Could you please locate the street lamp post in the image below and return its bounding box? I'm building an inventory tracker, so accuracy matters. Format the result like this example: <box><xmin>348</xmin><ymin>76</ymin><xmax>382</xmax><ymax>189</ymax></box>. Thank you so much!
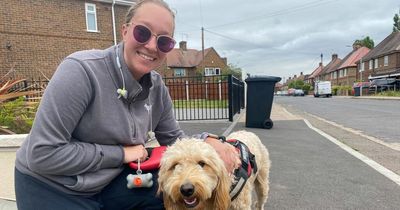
<box><xmin>359</xmin><ymin>57</ymin><xmax>363</xmax><ymax>96</ymax></box>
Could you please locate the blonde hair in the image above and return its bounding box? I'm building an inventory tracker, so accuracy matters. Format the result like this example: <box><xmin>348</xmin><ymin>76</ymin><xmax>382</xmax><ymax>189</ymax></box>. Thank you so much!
<box><xmin>125</xmin><ymin>0</ymin><xmax>175</xmax><ymax>25</ymax></box>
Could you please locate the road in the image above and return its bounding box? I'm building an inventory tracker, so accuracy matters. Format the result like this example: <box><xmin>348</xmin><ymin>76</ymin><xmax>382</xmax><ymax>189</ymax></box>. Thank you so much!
<box><xmin>275</xmin><ymin>96</ymin><xmax>400</xmax><ymax>143</ymax></box>
<box><xmin>274</xmin><ymin>96</ymin><xmax>400</xmax><ymax>178</ymax></box>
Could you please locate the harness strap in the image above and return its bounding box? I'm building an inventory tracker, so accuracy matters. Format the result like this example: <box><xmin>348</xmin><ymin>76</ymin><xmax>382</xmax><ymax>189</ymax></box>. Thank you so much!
<box><xmin>226</xmin><ymin>139</ymin><xmax>258</xmax><ymax>201</ymax></box>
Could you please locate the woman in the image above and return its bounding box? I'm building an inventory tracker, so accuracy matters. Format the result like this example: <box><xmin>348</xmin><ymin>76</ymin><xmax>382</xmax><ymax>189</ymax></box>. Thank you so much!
<box><xmin>15</xmin><ymin>1</ymin><xmax>239</xmax><ymax>209</ymax></box>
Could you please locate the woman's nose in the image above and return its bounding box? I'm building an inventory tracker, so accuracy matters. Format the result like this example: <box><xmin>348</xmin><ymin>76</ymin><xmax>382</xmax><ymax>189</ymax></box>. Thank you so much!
<box><xmin>144</xmin><ymin>35</ymin><xmax>158</xmax><ymax>52</ymax></box>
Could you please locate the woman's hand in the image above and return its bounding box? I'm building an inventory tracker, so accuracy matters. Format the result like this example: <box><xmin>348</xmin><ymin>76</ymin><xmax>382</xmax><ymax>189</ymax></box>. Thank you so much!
<box><xmin>122</xmin><ymin>145</ymin><xmax>148</xmax><ymax>163</ymax></box>
<box><xmin>204</xmin><ymin>137</ymin><xmax>241</xmax><ymax>174</ymax></box>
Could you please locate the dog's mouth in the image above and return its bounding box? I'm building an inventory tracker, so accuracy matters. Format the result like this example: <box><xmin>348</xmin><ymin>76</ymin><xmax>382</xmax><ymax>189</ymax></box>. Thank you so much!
<box><xmin>183</xmin><ymin>197</ymin><xmax>199</xmax><ymax>208</ymax></box>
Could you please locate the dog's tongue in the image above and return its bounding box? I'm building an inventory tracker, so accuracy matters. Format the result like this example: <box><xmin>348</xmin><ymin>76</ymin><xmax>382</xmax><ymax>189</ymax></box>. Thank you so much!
<box><xmin>184</xmin><ymin>197</ymin><xmax>197</xmax><ymax>205</ymax></box>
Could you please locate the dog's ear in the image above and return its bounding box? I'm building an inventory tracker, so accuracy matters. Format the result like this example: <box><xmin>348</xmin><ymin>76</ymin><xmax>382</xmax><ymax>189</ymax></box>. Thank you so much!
<box><xmin>212</xmin><ymin>172</ymin><xmax>231</xmax><ymax>210</ymax></box>
<box><xmin>163</xmin><ymin>194</ymin><xmax>176</xmax><ymax>210</ymax></box>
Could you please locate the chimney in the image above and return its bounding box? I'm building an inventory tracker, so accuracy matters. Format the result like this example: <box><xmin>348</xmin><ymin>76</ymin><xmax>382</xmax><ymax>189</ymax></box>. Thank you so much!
<box><xmin>300</xmin><ymin>72</ymin><xmax>303</xmax><ymax>76</ymax></box>
<box><xmin>294</xmin><ymin>74</ymin><xmax>297</xmax><ymax>78</ymax></box>
<box><xmin>222</xmin><ymin>57</ymin><xmax>227</xmax><ymax>65</ymax></box>
<box><xmin>179</xmin><ymin>41</ymin><xmax>187</xmax><ymax>51</ymax></box>
<box><xmin>319</xmin><ymin>62</ymin><xmax>323</xmax><ymax>67</ymax></box>
<box><xmin>332</xmin><ymin>54</ymin><xmax>338</xmax><ymax>60</ymax></box>
<box><xmin>289</xmin><ymin>77</ymin><xmax>291</xmax><ymax>80</ymax></box>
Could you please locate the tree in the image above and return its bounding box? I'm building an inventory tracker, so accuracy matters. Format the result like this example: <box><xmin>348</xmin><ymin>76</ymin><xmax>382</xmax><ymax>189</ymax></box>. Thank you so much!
<box><xmin>224</xmin><ymin>63</ymin><xmax>242</xmax><ymax>80</ymax></box>
<box><xmin>353</xmin><ymin>36</ymin><xmax>374</xmax><ymax>49</ymax></box>
<box><xmin>288</xmin><ymin>79</ymin><xmax>304</xmax><ymax>89</ymax></box>
<box><xmin>394</xmin><ymin>13</ymin><xmax>400</xmax><ymax>32</ymax></box>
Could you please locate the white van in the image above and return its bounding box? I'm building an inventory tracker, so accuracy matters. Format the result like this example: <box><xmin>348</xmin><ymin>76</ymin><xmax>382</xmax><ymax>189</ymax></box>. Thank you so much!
<box><xmin>314</xmin><ymin>81</ymin><xmax>332</xmax><ymax>97</ymax></box>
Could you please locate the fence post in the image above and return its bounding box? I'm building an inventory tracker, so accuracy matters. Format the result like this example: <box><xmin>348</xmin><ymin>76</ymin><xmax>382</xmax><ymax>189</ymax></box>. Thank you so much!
<box><xmin>218</xmin><ymin>80</ymin><xmax>222</xmax><ymax>101</ymax></box>
<box><xmin>228</xmin><ymin>75</ymin><xmax>233</xmax><ymax>122</ymax></box>
<box><xmin>205</xmin><ymin>80</ymin><xmax>208</xmax><ymax>100</ymax></box>
<box><xmin>185</xmin><ymin>80</ymin><xmax>189</xmax><ymax>101</ymax></box>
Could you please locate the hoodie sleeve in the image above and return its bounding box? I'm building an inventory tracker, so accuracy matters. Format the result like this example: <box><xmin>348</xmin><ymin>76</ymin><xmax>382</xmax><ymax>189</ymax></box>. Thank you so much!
<box><xmin>26</xmin><ymin>58</ymin><xmax>123</xmax><ymax>176</ymax></box>
<box><xmin>154</xmin><ymin>83</ymin><xmax>185</xmax><ymax>146</ymax></box>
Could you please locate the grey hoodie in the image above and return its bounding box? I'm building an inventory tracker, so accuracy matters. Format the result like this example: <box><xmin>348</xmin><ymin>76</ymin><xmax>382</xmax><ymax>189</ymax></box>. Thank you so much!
<box><xmin>15</xmin><ymin>43</ymin><xmax>184</xmax><ymax>195</ymax></box>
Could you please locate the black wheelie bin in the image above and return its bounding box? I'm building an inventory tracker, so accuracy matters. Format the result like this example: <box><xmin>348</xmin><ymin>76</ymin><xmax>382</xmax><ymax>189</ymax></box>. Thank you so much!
<box><xmin>245</xmin><ymin>75</ymin><xmax>281</xmax><ymax>129</ymax></box>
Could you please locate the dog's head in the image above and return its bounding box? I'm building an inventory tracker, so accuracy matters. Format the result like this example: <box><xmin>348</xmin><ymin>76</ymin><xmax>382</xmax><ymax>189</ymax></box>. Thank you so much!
<box><xmin>158</xmin><ymin>139</ymin><xmax>231</xmax><ymax>210</ymax></box>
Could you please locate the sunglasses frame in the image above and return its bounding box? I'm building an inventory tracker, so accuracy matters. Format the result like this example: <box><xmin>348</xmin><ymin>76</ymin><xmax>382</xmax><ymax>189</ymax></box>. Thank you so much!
<box><xmin>127</xmin><ymin>22</ymin><xmax>176</xmax><ymax>53</ymax></box>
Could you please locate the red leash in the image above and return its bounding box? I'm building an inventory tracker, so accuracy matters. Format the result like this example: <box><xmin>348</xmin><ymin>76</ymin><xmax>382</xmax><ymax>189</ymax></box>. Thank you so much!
<box><xmin>128</xmin><ymin>146</ymin><xmax>167</xmax><ymax>171</ymax></box>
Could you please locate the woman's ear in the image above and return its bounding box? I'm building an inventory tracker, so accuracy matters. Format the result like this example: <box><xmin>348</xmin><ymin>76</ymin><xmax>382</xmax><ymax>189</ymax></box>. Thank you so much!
<box><xmin>121</xmin><ymin>24</ymin><xmax>129</xmax><ymax>40</ymax></box>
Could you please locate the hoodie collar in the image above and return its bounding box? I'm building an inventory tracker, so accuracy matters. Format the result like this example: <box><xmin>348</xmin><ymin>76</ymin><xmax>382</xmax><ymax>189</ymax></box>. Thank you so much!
<box><xmin>112</xmin><ymin>42</ymin><xmax>153</xmax><ymax>102</ymax></box>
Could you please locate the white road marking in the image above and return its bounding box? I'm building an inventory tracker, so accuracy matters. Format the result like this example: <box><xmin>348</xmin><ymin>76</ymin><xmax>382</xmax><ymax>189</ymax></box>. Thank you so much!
<box><xmin>304</xmin><ymin>119</ymin><xmax>400</xmax><ymax>186</ymax></box>
<box><xmin>305</xmin><ymin>112</ymin><xmax>400</xmax><ymax>151</ymax></box>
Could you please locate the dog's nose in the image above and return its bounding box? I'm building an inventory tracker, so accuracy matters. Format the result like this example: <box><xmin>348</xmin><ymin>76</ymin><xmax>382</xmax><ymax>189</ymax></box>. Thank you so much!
<box><xmin>180</xmin><ymin>183</ymin><xmax>195</xmax><ymax>197</ymax></box>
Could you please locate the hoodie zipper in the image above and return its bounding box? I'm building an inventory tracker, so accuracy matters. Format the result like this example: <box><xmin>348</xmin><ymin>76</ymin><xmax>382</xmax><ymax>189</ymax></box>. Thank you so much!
<box><xmin>127</xmin><ymin>87</ymin><xmax>142</xmax><ymax>140</ymax></box>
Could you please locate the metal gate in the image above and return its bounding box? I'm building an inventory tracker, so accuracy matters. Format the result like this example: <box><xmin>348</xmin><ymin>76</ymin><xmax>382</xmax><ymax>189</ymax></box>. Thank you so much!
<box><xmin>164</xmin><ymin>75</ymin><xmax>244</xmax><ymax>121</ymax></box>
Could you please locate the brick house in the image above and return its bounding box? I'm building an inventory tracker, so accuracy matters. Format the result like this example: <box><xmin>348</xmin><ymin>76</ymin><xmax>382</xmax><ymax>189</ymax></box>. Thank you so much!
<box><xmin>358</xmin><ymin>31</ymin><xmax>400</xmax><ymax>81</ymax></box>
<box><xmin>320</xmin><ymin>54</ymin><xmax>342</xmax><ymax>82</ymax></box>
<box><xmin>157</xmin><ymin>41</ymin><xmax>228</xmax><ymax>78</ymax></box>
<box><xmin>0</xmin><ymin>0</ymin><xmax>133</xmax><ymax>79</ymax></box>
<box><xmin>307</xmin><ymin>62</ymin><xmax>324</xmax><ymax>87</ymax></box>
<box><xmin>329</xmin><ymin>45</ymin><xmax>370</xmax><ymax>86</ymax></box>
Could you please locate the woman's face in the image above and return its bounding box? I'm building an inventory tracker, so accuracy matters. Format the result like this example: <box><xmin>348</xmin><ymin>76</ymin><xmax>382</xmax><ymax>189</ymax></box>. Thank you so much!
<box><xmin>122</xmin><ymin>3</ymin><xmax>174</xmax><ymax>80</ymax></box>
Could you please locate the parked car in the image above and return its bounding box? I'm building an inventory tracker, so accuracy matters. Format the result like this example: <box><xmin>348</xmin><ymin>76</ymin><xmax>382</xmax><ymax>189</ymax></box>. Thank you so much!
<box><xmin>294</xmin><ymin>89</ymin><xmax>305</xmax><ymax>96</ymax></box>
<box><xmin>368</xmin><ymin>78</ymin><xmax>399</xmax><ymax>94</ymax></box>
<box><xmin>288</xmin><ymin>88</ymin><xmax>296</xmax><ymax>96</ymax></box>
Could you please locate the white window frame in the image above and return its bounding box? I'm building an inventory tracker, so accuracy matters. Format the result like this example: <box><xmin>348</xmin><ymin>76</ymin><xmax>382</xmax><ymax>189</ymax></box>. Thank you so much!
<box><xmin>360</xmin><ymin>62</ymin><xmax>364</xmax><ymax>72</ymax></box>
<box><xmin>344</xmin><ymin>68</ymin><xmax>347</xmax><ymax>76</ymax></box>
<box><xmin>85</xmin><ymin>3</ymin><xmax>98</xmax><ymax>32</ymax></box>
<box><xmin>174</xmin><ymin>68</ymin><xmax>186</xmax><ymax>77</ymax></box>
<box><xmin>374</xmin><ymin>58</ymin><xmax>378</xmax><ymax>69</ymax></box>
<box><xmin>204</xmin><ymin>67</ymin><xmax>221</xmax><ymax>76</ymax></box>
<box><xmin>333</xmin><ymin>71</ymin><xmax>337</xmax><ymax>79</ymax></box>
<box><xmin>369</xmin><ymin>60</ymin><xmax>373</xmax><ymax>69</ymax></box>
<box><xmin>384</xmin><ymin>55</ymin><xmax>388</xmax><ymax>66</ymax></box>
<box><xmin>339</xmin><ymin>70</ymin><xmax>343</xmax><ymax>78</ymax></box>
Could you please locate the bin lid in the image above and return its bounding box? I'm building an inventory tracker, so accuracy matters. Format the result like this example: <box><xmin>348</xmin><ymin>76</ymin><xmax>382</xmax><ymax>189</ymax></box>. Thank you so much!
<box><xmin>245</xmin><ymin>75</ymin><xmax>281</xmax><ymax>83</ymax></box>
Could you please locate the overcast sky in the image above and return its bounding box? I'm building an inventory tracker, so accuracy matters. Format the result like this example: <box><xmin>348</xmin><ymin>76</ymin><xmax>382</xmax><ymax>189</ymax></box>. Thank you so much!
<box><xmin>165</xmin><ymin>0</ymin><xmax>399</xmax><ymax>82</ymax></box>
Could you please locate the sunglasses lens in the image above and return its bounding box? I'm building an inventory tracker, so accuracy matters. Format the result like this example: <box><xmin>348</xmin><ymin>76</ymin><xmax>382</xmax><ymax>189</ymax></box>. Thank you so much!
<box><xmin>133</xmin><ymin>25</ymin><xmax>151</xmax><ymax>43</ymax></box>
<box><xmin>157</xmin><ymin>36</ymin><xmax>176</xmax><ymax>53</ymax></box>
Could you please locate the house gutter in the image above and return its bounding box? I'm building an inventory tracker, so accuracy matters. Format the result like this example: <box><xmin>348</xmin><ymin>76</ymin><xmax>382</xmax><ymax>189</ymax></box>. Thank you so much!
<box><xmin>112</xmin><ymin>0</ymin><xmax>117</xmax><ymax>45</ymax></box>
<box><xmin>94</xmin><ymin>0</ymin><xmax>133</xmax><ymax>6</ymax></box>
<box><xmin>94</xmin><ymin>0</ymin><xmax>134</xmax><ymax>45</ymax></box>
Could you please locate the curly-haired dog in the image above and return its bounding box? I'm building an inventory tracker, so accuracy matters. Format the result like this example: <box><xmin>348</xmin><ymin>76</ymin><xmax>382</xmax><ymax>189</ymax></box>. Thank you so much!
<box><xmin>158</xmin><ymin>130</ymin><xmax>270</xmax><ymax>210</ymax></box>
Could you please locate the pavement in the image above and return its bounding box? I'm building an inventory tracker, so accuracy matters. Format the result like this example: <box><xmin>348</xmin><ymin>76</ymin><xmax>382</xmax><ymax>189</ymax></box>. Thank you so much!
<box><xmin>1</xmin><ymin>102</ymin><xmax>400</xmax><ymax>209</ymax></box>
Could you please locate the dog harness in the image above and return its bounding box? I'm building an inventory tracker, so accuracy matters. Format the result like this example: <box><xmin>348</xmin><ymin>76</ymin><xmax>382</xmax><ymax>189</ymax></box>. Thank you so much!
<box><xmin>128</xmin><ymin>138</ymin><xmax>257</xmax><ymax>200</ymax></box>
<box><xmin>225</xmin><ymin>139</ymin><xmax>258</xmax><ymax>201</ymax></box>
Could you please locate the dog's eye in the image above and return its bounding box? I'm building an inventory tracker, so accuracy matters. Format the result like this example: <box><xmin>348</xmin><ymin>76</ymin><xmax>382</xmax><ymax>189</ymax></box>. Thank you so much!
<box><xmin>169</xmin><ymin>163</ymin><xmax>178</xmax><ymax>171</ymax></box>
<box><xmin>198</xmin><ymin>161</ymin><xmax>206</xmax><ymax>167</ymax></box>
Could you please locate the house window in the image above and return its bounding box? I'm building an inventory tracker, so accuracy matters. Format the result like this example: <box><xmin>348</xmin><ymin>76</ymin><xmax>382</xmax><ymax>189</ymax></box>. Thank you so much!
<box><xmin>374</xmin><ymin>59</ymin><xmax>378</xmax><ymax>68</ymax></box>
<box><xmin>174</xmin><ymin>68</ymin><xmax>186</xmax><ymax>77</ymax></box>
<box><xmin>204</xmin><ymin>67</ymin><xmax>221</xmax><ymax>76</ymax></box>
<box><xmin>339</xmin><ymin>70</ymin><xmax>343</xmax><ymax>77</ymax></box>
<box><xmin>85</xmin><ymin>3</ymin><xmax>98</xmax><ymax>32</ymax></box>
<box><xmin>333</xmin><ymin>72</ymin><xmax>337</xmax><ymax>79</ymax></box>
<box><xmin>384</xmin><ymin>56</ymin><xmax>388</xmax><ymax>66</ymax></box>
<box><xmin>344</xmin><ymin>68</ymin><xmax>347</xmax><ymax>76</ymax></box>
<box><xmin>369</xmin><ymin>60</ymin><xmax>373</xmax><ymax>69</ymax></box>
